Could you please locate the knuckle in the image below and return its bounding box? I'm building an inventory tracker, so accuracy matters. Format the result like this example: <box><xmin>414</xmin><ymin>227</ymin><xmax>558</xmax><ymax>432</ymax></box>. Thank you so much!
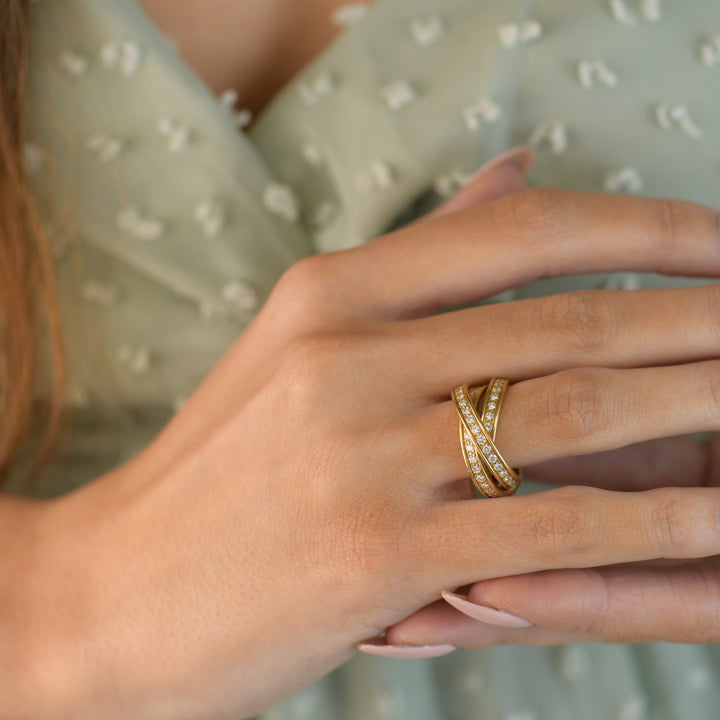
<box><xmin>701</xmin><ymin>360</ymin><xmax>720</xmax><ymax>426</ymax></box>
<box><xmin>267</xmin><ymin>254</ymin><xmax>335</xmax><ymax>317</ymax></box>
<box><xmin>648</xmin><ymin>488</ymin><xmax>693</xmax><ymax>555</ymax></box>
<box><xmin>530</xmin><ymin>369</ymin><xmax>612</xmax><ymax>447</ymax></box>
<box><xmin>493</xmin><ymin>187</ymin><xmax>575</xmax><ymax>241</ymax></box>
<box><xmin>653</xmin><ymin>198</ymin><xmax>694</xmax><ymax>253</ymax></box>
<box><xmin>538</xmin><ymin>290</ymin><xmax>617</xmax><ymax>358</ymax></box>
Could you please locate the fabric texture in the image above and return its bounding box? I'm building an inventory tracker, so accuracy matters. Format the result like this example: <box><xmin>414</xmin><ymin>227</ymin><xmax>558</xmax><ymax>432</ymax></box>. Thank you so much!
<box><xmin>22</xmin><ymin>0</ymin><xmax>720</xmax><ymax>717</ymax></box>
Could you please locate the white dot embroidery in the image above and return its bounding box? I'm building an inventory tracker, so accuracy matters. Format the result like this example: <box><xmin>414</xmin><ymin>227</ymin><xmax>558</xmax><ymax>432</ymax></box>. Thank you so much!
<box><xmin>463</xmin><ymin>98</ymin><xmax>502</xmax><ymax>130</ymax></box>
<box><xmin>331</xmin><ymin>3</ymin><xmax>368</xmax><ymax>27</ymax></box>
<box><xmin>263</xmin><ymin>184</ymin><xmax>300</xmax><ymax>222</ymax></box>
<box><xmin>699</xmin><ymin>36</ymin><xmax>720</xmax><ymax>66</ymax></box>
<box><xmin>301</xmin><ymin>143</ymin><xmax>323</xmax><ymax>166</ymax></box>
<box><xmin>194</xmin><ymin>199</ymin><xmax>226</xmax><ymax>238</ymax></box>
<box><xmin>158</xmin><ymin>118</ymin><xmax>193</xmax><ymax>152</ymax></box>
<box><xmin>529</xmin><ymin>121</ymin><xmax>568</xmax><ymax>154</ymax></box>
<box><xmin>24</xmin><ymin>143</ymin><xmax>45</xmax><ymax>175</ymax></box>
<box><xmin>81</xmin><ymin>281</ymin><xmax>118</xmax><ymax>306</ymax></box>
<box><xmin>577</xmin><ymin>60</ymin><xmax>618</xmax><ymax>88</ymax></box>
<box><xmin>100</xmin><ymin>40</ymin><xmax>142</xmax><ymax>76</ymax></box>
<box><xmin>685</xmin><ymin>664</ymin><xmax>713</xmax><ymax>689</ymax></box>
<box><xmin>640</xmin><ymin>0</ymin><xmax>662</xmax><ymax>21</ymax></box>
<box><xmin>604</xmin><ymin>166</ymin><xmax>643</xmax><ymax>193</ymax></box>
<box><xmin>59</xmin><ymin>50</ymin><xmax>89</xmax><ymax>76</ymax></box>
<box><xmin>503</xmin><ymin>712</ymin><xmax>538</xmax><ymax>720</ymax></box>
<box><xmin>219</xmin><ymin>90</ymin><xmax>252</xmax><ymax>128</ymax></box>
<box><xmin>117</xmin><ymin>344</ymin><xmax>152</xmax><ymax>374</ymax></box>
<box><xmin>198</xmin><ymin>300</ymin><xmax>228</xmax><ymax>321</ymax></box>
<box><xmin>380</xmin><ymin>80</ymin><xmax>418</xmax><ymax>111</ymax></box>
<box><xmin>610</xmin><ymin>0</ymin><xmax>662</xmax><ymax>26</ymax></box>
<box><xmin>609</xmin><ymin>0</ymin><xmax>637</xmax><ymax>26</ymax></box>
<box><xmin>66</xmin><ymin>384</ymin><xmax>90</xmax><ymax>408</ymax></box>
<box><xmin>298</xmin><ymin>72</ymin><xmax>335</xmax><ymax>106</ymax></box>
<box><xmin>410</xmin><ymin>16</ymin><xmax>445</xmax><ymax>46</ymax></box>
<box><xmin>434</xmin><ymin>170</ymin><xmax>468</xmax><ymax>198</ymax></box>
<box><xmin>498</xmin><ymin>20</ymin><xmax>542</xmax><ymax>48</ymax></box>
<box><xmin>605</xmin><ymin>272</ymin><xmax>642</xmax><ymax>291</ymax></box>
<box><xmin>117</xmin><ymin>206</ymin><xmax>165</xmax><ymax>240</ymax></box>
<box><xmin>616</xmin><ymin>693</ymin><xmax>648</xmax><ymax>720</ymax></box>
<box><xmin>556</xmin><ymin>645</ymin><xmax>592</xmax><ymax>681</ymax></box>
<box><xmin>221</xmin><ymin>280</ymin><xmax>258</xmax><ymax>312</ymax></box>
<box><xmin>312</xmin><ymin>202</ymin><xmax>337</xmax><ymax>229</ymax></box>
<box><xmin>85</xmin><ymin>132</ymin><xmax>123</xmax><ymax>163</ymax></box>
<box><xmin>355</xmin><ymin>160</ymin><xmax>395</xmax><ymax>192</ymax></box>
<box><xmin>655</xmin><ymin>102</ymin><xmax>702</xmax><ymax>138</ymax></box>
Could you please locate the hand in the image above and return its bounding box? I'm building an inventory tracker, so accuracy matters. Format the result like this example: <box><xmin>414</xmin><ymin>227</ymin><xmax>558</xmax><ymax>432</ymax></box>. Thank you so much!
<box><xmin>385</xmin><ymin>435</ymin><xmax>720</xmax><ymax>650</ymax></box>
<box><xmin>30</xmin><ymin>150</ymin><xmax>720</xmax><ymax>719</ymax></box>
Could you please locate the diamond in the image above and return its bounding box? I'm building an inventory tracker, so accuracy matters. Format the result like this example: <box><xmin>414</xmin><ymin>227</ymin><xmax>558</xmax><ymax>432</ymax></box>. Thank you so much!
<box><xmin>485</xmin><ymin>423</ymin><xmax>493</xmax><ymax>430</ymax></box>
<box><xmin>494</xmin><ymin>463</ymin><xmax>503</xmax><ymax>471</ymax></box>
<box><xmin>483</xmin><ymin>444</ymin><xmax>492</xmax><ymax>454</ymax></box>
<box><xmin>488</xmin><ymin>402</ymin><xmax>497</xmax><ymax>410</ymax></box>
<box><xmin>486</xmin><ymin>412</ymin><xmax>495</xmax><ymax>419</ymax></box>
<box><xmin>489</xmin><ymin>454</ymin><xmax>498</xmax><ymax>463</ymax></box>
<box><xmin>472</xmin><ymin>464</ymin><xmax>480</xmax><ymax>472</ymax></box>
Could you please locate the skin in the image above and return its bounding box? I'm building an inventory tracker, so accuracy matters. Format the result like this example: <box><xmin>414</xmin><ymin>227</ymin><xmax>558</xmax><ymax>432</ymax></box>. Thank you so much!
<box><xmin>4</xmin><ymin>2</ymin><xmax>720</xmax><ymax>717</ymax></box>
<box><xmin>138</xmin><ymin>0</ymin><xmax>363</xmax><ymax>115</ymax></box>
<box><xmin>5</xmin><ymin>153</ymin><xmax>720</xmax><ymax>718</ymax></box>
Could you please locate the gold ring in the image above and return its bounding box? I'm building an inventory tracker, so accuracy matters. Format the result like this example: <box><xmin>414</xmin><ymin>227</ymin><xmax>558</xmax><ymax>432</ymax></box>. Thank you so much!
<box><xmin>452</xmin><ymin>380</ymin><xmax>523</xmax><ymax>498</ymax></box>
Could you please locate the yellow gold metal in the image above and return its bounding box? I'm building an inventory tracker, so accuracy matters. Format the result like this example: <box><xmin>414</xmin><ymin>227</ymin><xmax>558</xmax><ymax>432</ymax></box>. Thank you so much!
<box><xmin>452</xmin><ymin>381</ymin><xmax>522</xmax><ymax>498</ymax></box>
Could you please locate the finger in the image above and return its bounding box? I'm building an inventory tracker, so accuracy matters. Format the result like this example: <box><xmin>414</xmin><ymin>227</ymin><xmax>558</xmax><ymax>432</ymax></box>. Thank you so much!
<box><xmin>427</xmin><ymin>146</ymin><xmax>533</xmax><ymax>218</ymax></box>
<box><xmin>400</xmin><ymin>283</ymin><xmax>720</xmax><ymax>393</ymax></box>
<box><xmin>442</xmin><ymin>558</ymin><xmax>720</xmax><ymax>644</ymax></box>
<box><xmin>413</xmin><ymin>484</ymin><xmax>720</xmax><ymax>591</ymax></box>
<box><xmin>384</xmin><ymin>599</ymin><xmax>595</xmax><ymax>649</ymax></box>
<box><xmin>330</xmin><ymin>189</ymin><xmax>719</xmax><ymax>320</ymax></box>
<box><xmin>412</xmin><ymin>361</ymin><xmax>720</xmax><ymax>481</ymax></box>
<box><xmin>525</xmin><ymin>435</ymin><xmax>720</xmax><ymax>491</ymax></box>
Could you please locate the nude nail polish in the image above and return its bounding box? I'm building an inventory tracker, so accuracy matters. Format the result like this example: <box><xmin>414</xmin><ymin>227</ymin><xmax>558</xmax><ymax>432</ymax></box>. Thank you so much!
<box><xmin>442</xmin><ymin>590</ymin><xmax>533</xmax><ymax>629</ymax></box>
<box><xmin>357</xmin><ymin>640</ymin><xmax>457</xmax><ymax>659</ymax></box>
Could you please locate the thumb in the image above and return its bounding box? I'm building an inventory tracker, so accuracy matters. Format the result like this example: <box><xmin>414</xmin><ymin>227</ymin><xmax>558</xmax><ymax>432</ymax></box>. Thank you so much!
<box><xmin>429</xmin><ymin>145</ymin><xmax>535</xmax><ymax>218</ymax></box>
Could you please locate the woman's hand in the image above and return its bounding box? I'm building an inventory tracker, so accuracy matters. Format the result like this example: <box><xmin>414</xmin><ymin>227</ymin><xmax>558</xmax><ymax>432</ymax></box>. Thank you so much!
<box><xmin>27</xmin><ymin>150</ymin><xmax>720</xmax><ymax>719</ymax></box>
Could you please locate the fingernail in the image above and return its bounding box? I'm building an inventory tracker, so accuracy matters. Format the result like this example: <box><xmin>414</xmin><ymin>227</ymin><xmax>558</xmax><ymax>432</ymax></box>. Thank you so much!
<box><xmin>441</xmin><ymin>591</ymin><xmax>533</xmax><ymax>629</ymax></box>
<box><xmin>465</xmin><ymin>145</ymin><xmax>536</xmax><ymax>184</ymax></box>
<box><xmin>357</xmin><ymin>640</ymin><xmax>456</xmax><ymax>659</ymax></box>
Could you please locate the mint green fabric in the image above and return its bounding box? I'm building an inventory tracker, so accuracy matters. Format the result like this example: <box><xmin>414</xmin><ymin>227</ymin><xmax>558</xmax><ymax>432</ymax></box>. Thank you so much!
<box><xmin>22</xmin><ymin>1</ymin><xmax>720</xmax><ymax>718</ymax></box>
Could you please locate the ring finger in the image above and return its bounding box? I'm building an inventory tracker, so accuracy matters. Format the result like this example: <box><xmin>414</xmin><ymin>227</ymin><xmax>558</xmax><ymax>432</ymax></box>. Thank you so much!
<box><xmin>408</xmin><ymin>359</ymin><xmax>720</xmax><ymax>483</ymax></box>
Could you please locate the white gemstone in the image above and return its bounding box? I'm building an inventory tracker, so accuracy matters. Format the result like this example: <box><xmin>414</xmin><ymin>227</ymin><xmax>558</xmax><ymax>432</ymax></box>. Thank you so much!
<box><xmin>472</xmin><ymin>464</ymin><xmax>480</xmax><ymax>472</ymax></box>
<box><xmin>468</xmin><ymin>454</ymin><xmax>477</xmax><ymax>462</ymax></box>
<box><xmin>483</xmin><ymin>445</ymin><xmax>492</xmax><ymax>454</ymax></box>
<box><xmin>489</xmin><ymin>454</ymin><xmax>498</xmax><ymax>463</ymax></box>
<box><xmin>485</xmin><ymin>423</ymin><xmax>493</xmax><ymax>430</ymax></box>
<box><xmin>488</xmin><ymin>402</ymin><xmax>497</xmax><ymax>410</ymax></box>
<box><xmin>494</xmin><ymin>463</ymin><xmax>503</xmax><ymax>471</ymax></box>
<box><xmin>486</xmin><ymin>412</ymin><xmax>495</xmax><ymax>419</ymax></box>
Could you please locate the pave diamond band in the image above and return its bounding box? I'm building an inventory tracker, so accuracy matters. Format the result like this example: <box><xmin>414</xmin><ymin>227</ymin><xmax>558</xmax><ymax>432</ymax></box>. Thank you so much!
<box><xmin>453</xmin><ymin>380</ymin><xmax>523</xmax><ymax>498</ymax></box>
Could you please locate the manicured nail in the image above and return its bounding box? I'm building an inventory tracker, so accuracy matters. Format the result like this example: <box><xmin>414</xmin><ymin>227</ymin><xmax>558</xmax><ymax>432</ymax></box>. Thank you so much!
<box><xmin>442</xmin><ymin>591</ymin><xmax>533</xmax><ymax>629</ymax></box>
<box><xmin>465</xmin><ymin>145</ymin><xmax>536</xmax><ymax>183</ymax></box>
<box><xmin>357</xmin><ymin>639</ymin><xmax>456</xmax><ymax>659</ymax></box>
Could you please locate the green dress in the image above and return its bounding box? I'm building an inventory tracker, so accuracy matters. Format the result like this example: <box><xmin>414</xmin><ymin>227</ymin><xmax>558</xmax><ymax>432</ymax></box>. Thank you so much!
<box><xmin>20</xmin><ymin>1</ymin><xmax>720</xmax><ymax>718</ymax></box>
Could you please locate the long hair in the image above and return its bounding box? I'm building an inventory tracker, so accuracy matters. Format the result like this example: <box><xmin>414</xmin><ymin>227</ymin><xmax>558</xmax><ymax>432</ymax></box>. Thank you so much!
<box><xmin>0</xmin><ymin>0</ymin><xmax>67</xmax><ymax>490</ymax></box>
